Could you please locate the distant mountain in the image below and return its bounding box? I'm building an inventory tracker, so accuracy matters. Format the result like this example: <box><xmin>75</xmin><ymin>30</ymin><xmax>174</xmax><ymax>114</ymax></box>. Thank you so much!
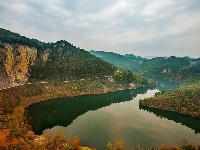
<box><xmin>179</xmin><ymin>61</ymin><xmax>200</xmax><ymax>85</ymax></box>
<box><xmin>124</xmin><ymin>54</ymin><xmax>146</xmax><ymax>62</ymax></box>
<box><xmin>1</xmin><ymin>28</ymin><xmax>199</xmax><ymax>89</ymax></box>
<box><xmin>89</xmin><ymin>50</ymin><xmax>146</xmax><ymax>73</ymax></box>
<box><xmin>90</xmin><ymin>50</ymin><xmax>200</xmax><ymax>84</ymax></box>
<box><xmin>0</xmin><ymin>28</ymin><xmax>116</xmax><ymax>88</ymax></box>
<box><xmin>139</xmin><ymin>58</ymin><xmax>200</xmax><ymax>119</ymax></box>
<box><xmin>180</xmin><ymin>56</ymin><xmax>200</xmax><ymax>62</ymax></box>
<box><xmin>144</xmin><ymin>56</ymin><xmax>156</xmax><ymax>59</ymax></box>
<box><xmin>139</xmin><ymin>56</ymin><xmax>200</xmax><ymax>84</ymax></box>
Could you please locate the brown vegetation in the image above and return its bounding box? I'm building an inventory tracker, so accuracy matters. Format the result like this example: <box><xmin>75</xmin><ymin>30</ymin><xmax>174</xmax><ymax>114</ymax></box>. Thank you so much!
<box><xmin>0</xmin><ymin>76</ymin><xmax>155</xmax><ymax>149</ymax></box>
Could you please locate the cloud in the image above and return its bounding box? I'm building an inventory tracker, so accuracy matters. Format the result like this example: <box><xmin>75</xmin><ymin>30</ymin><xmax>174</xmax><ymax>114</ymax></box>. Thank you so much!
<box><xmin>163</xmin><ymin>12</ymin><xmax>200</xmax><ymax>36</ymax></box>
<box><xmin>141</xmin><ymin>0</ymin><xmax>175</xmax><ymax>16</ymax></box>
<box><xmin>0</xmin><ymin>0</ymin><xmax>200</xmax><ymax>57</ymax></box>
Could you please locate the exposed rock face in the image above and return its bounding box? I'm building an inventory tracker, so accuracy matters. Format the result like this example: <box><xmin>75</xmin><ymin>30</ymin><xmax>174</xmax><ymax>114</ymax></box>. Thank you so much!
<box><xmin>41</xmin><ymin>50</ymin><xmax>49</xmax><ymax>62</ymax></box>
<box><xmin>0</xmin><ymin>27</ymin><xmax>116</xmax><ymax>89</ymax></box>
<box><xmin>0</xmin><ymin>44</ymin><xmax>37</xmax><ymax>88</ymax></box>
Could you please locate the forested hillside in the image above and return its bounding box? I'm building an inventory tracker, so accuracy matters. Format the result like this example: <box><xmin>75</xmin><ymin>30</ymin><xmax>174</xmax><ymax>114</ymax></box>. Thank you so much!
<box><xmin>0</xmin><ymin>28</ymin><xmax>116</xmax><ymax>88</ymax></box>
<box><xmin>139</xmin><ymin>56</ymin><xmax>191</xmax><ymax>82</ymax></box>
<box><xmin>89</xmin><ymin>50</ymin><xmax>200</xmax><ymax>85</ymax></box>
<box><xmin>0</xmin><ymin>28</ymin><xmax>158</xmax><ymax>149</ymax></box>
<box><xmin>180</xmin><ymin>56</ymin><xmax>200</xmax><ymax>62</ymax></box>
<box><xmin>0</xmin><ymin>27</ymin><xmax>200</xmax><ymax>149</ymax></box>
<box><xmin>89</xmin><ymin>50</ymin><xmax>200</xmax><ymax>119</ymax></box>
<box><xmin>89</xmin><ymin>50</ymin><xmax>146</xmax><ymax>73</ymax></box>
<box><xmin>179</xmin><ymin>62</ymin><xmax>200</xmax><ymax>85</ymax></box>
<box><xmin>30</xmin><ymin>40</ymin><xmax>116</xmax><ymax>81</ymax></box>
<box><xmin>0</xmin><ymin>28</ymin><xmax>45</xmax><ymax>50</ymax></box>
<box><xmin>140</xmin><ymin>85</ymin><xmax>200</xmax><ymax>118</ymax></box>
<box><xmin>139</xmin><ymin>59</ymin><xmax>200</xmax><ymax>118</ymax></box>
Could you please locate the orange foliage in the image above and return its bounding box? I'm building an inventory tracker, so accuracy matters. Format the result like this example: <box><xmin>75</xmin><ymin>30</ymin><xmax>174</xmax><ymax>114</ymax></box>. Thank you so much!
<box><xmin>0</xmin><ymin>129</ymin><xmax>20</xmax><ymax>146</ymax></box>
<box><xmin>3</xmin><ymin>129</ymin><xmax>10</xmax><ymax>135</ymax></box>
<box><xmin>10</xmin><ymin>138</ymin><xmax>20</xmax><ymax>145</ymax></box>
<box><xmin>64</xmin><ymin>136</ymin><xmax>81</xmax><ymax>150</ymax></box>
<box><xmin>0</xmin><ymin>131</ymin><xmax>7</xmax><ymax>146</ymax></box>
<box><xmin>107</xmin><ymin>140</ymin><xmax>124</xmax><ymax>150</ymax></box>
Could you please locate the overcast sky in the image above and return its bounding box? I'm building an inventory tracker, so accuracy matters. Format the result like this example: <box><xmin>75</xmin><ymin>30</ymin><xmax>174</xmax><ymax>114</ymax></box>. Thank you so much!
<box><xmin>0</xmin><ymin>0</ymin><xmax>200</xmax><ymax>57</ymax></box>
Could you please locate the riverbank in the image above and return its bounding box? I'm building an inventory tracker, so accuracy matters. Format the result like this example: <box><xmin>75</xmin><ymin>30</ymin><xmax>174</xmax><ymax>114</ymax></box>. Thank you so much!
<box><xmin>22</xmin><ymin>77</ymin><xmax>152</xmax><ymax>107</ymax></box>
<box><xmin>0</xmin><ymin>76</ymin><xmax>155</xmax><ymax>149</ymax></box>
<box><xmin>139</xmin><ymin>86</ymin><xmax>200</xmax><ymax>118</ymax></box>
<box><xmin>0</xmin><ymin>77</ymin><xmax>146</xmax><ymax>109</ymax></box>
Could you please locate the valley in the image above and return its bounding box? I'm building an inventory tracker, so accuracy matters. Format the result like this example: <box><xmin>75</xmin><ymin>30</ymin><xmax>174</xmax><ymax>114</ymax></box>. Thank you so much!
<box><xmin>0</xmin><ymin>28</ymin><xmax>200</xmax><ymax>149</ymax></box>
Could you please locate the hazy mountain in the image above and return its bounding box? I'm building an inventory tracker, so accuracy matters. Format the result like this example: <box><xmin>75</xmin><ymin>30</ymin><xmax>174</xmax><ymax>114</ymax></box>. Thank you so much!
<box><xmin>180</xmin><ymin>56</ymin><xmax>200</xmax><ymax>63</ymax></box>
<box><xmin>139</xmin><ymin>56</ymin><xmax>200</xmax><ymax>84</ymax></box>
<box><xmin>89</xmin><ymin>50</ymin><xmax>146</xmax><ymax>73</ymax></box>
<box><xmin>90</xmin><ymin>50</ymin><xmax>200</xmax><ymax>84</ymax></box>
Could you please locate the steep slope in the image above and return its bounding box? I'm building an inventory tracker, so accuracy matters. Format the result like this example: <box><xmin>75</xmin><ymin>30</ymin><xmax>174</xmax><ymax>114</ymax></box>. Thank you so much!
<box><xmin>179</xmin><ymin>62</ymin><xmax>200</xmax><ymax>85</ymax></box>
<box><xmin>89</xmin><ymin>51</ymin><xmax>200</xmax><ymax>84</ymax></box>
<box><xmin>0</xmin><ymin>28</ymin><xmax>116</xmax><ymax>88</ymax></box>
<box><xmin>30</xmin><ymin>41</ymin><xmax>116</xmax><ymax>82</ymax></box>
<box><xmin>0</xmin><ymin>44</ymin><xmax>37</xmax><ymax>87</ymax></box>
<box><xmin>0</xmin><ymin>28</ymin><xmax>156</xmax><ymax>112</ymax></box>
<box><xmin>139</xmin><ymin>60</ymin><xmax>200</xmax><ymax>118</ymax></box>
<box><xmin>180</xmin><ymin>56</ymin><xmax>200</xmax><ymax>63</ymax></box>
<box><xmin>139</xmin><ymin>56</ymin><xmax>191</xmax><ymax>82</ymax></box>
<box><xmin>89</xmin><ymin>50</ymin><xmax>146</xmax><ymax>73</ymax></box>
<box><xmin>89</xmin><ymin>51</ymin><xmax>200</xmax><ymax>118</ymax></box>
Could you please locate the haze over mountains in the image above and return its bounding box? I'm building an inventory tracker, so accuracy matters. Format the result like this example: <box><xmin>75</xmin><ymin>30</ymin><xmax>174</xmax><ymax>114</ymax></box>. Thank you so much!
<box><xmin>90</xmin><ymin>50</ymin><xmax>200</xmax><ymax>83</ymax></box>
<box><xmin>1</xmin><ymin>0</ymin><xmax>200</xmax><ymax>58</ymax></box>
<box><xmin>89</xmin><ymin>50</ymin><xmax>200</xmax><ymax>119</ymax></box>
<box><xmin>1</xmin><ymin>27</ymin><xmax>200</xmax><ymax>89</ymax></box>
<box><xmin>90</xmin><ymin>50</ymin><xmax>146</xmax><ymax>73</ymax></box>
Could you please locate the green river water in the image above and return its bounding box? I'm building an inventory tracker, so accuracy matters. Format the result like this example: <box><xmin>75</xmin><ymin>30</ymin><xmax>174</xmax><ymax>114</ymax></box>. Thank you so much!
<box><xmin>26</xmin><ymin>79</ymin><xmax>200</xmax><ymax>149</ymax></box>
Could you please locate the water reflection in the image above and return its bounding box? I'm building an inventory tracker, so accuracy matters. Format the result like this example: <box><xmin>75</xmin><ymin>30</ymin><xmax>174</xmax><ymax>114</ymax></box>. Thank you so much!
<box><xmin>26</xmin><ymin>80</ymin><xmax>200</xmax><ymax>149</ymax></box>
<box><xmin>26</xmin><ymin>88</ymin><xmax>150</xmax><ymax>135</ymax></box>
<box><xmin>148</xmin><ymin>77</ymin><xmax>179</xmax><ymax>91</ymax></box>
<box><xmin>139</xmin><ymin>106</ymin><xmax>200</xmax><ymax>134</ymax></box>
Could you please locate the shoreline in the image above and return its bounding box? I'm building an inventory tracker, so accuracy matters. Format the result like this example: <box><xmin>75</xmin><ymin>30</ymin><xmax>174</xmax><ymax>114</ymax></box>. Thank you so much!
<box><xmin>23</xmin><ymin>85</ymin><xmax>139</xmax><ymax>108</ymax></box>
<box><xmin>139</xmin><ymin>104</ymin><xmax>200</xmax><ymax>119</ymax></box>
<box><xmin>139</xmin><ymin>87</ymin><xmax>200</xmax><ymax>119</ymax></box>
<box><xmin>0</xmin><ymin>77</ymin><xmax>156</xmax><ymax>149</ymax></box>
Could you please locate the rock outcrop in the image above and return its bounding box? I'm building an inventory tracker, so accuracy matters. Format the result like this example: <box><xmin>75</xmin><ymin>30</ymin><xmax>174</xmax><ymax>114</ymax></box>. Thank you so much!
<box><xmin>0</xmin><ymin>28</ymin><xmax>116</xmax><ymax>90</ymax></box>
<box><xmin>0</xmin><ymin>44</ymin><xmax>37</xmax><ymax>88</ymax></box>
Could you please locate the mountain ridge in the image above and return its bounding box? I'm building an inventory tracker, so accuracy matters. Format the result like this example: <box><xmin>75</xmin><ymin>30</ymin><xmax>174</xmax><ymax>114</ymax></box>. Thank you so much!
<box><xmin>90</xmin><ymin>50</ymin><xmax>200</xmax><ymax>84</ymax></box>
<box><xmin>89</xmin><ymin>50</ymin><xmax>146</xmax><ymax>73</ymax></box>
<box><xmin>0</xmin><ymin>28</ymin><xmax>116</xmax><ymax>89</ymax></box>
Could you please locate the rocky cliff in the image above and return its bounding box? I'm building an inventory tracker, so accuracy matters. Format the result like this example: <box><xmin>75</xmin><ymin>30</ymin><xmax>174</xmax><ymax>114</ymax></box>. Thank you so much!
<box><xmin>0</xmin><ymin>44</ymin><xmax>37</xmax><ymax>88</ymax></box>
<box><xmin>0</xmin><ymin>28</ymin><xmax>116</xmax><ymax>89</ymax></box>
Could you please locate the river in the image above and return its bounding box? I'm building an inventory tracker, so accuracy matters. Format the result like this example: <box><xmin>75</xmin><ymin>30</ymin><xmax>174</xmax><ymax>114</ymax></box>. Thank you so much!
<box><xmin>26</xmin><ymin>79</ymin><xmax>200</xmax><ymax>149</ymax></box>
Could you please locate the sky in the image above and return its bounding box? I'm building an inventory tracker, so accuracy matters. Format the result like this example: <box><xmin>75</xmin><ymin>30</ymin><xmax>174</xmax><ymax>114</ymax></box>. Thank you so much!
<box><xmin>0</xmin><ymin>0</ymin><xmax>200</xmax><ymax>57</ymax></box>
